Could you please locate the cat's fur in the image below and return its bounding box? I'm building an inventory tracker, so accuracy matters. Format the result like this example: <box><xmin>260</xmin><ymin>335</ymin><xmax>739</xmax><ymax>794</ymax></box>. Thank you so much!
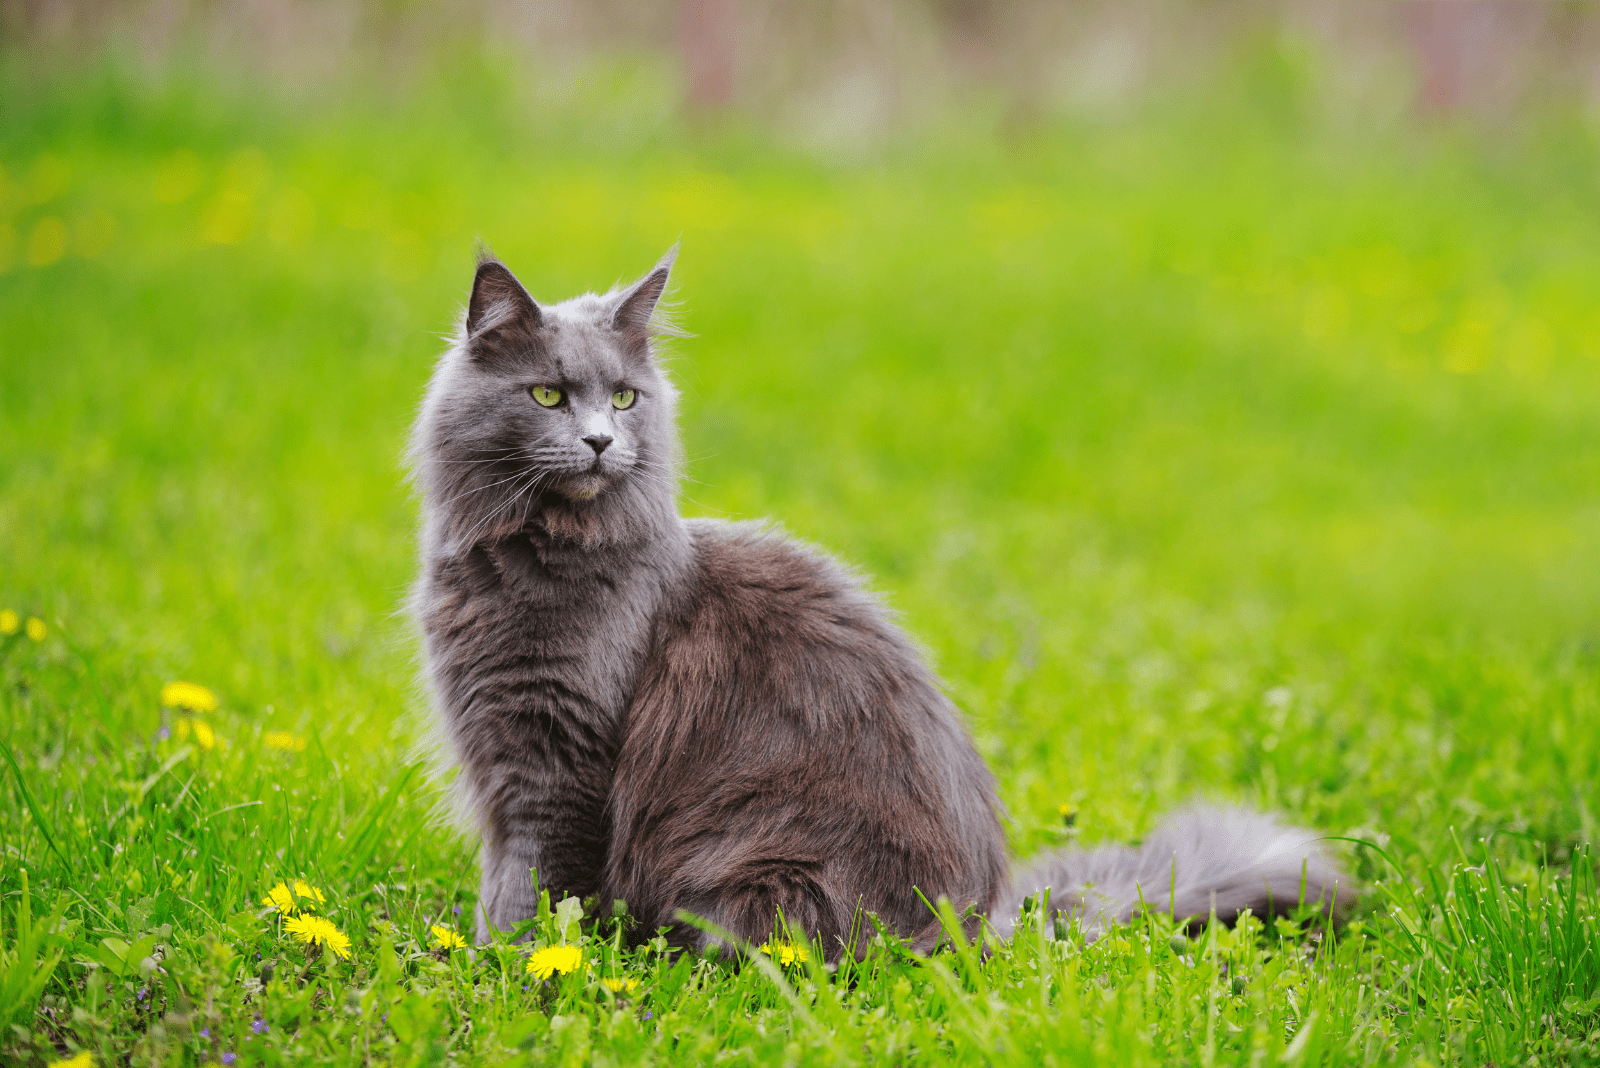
<box><xmin>410</xmin><ymin>250</ymin><xmax>1349</xmax><ymax>955</ymax></box>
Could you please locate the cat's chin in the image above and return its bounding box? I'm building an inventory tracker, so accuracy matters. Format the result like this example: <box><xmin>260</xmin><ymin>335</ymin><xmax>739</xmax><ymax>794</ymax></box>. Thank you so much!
<box><xmin>557</xmin><ymin>474</ymin><xmax>613</xmax><ymax>501</ymax></box>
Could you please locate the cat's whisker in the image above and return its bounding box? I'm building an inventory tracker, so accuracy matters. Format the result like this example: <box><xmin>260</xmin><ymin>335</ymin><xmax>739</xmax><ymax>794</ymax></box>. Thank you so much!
<box><xmin>628</xmin><ymin>459</ymin><xmax>684</xmax><ymax>480</ymax></box>
<box><xmin>453</xmin><ymin>444</ymin><xmax>542</xmax><ymax>457</ymax></box>
<box><xmin>630</xmin><ymin>460</ymin><xmax>713</xmax><ymax>492</ymax></box>
<box><xmin>434</xmin><ymin>454</ymin><xmax>536</xmax><ymax>465</ymax></box>
<box><xmin>438</xmin><ymin>466</ymin><xmax>542</xmax><ymax>509</ymax></box>
<box><xmin>457</xmin><ymin>466</ymin><xmax>549</xmax><ymax>547</ymax></box>
<box><xmin>450</xmin><ymin>467</ymin><xmax>536</xmax><ymax>546</ymax></box>
<box><xmin>511</xmin><ymin>472</ymin><xmax>554</xmax><ymax>530</ymax></box>
<box><xmin>628</xmin><ymin>472</ymin><xmax>676</xmax><ymax>493</ymax></box>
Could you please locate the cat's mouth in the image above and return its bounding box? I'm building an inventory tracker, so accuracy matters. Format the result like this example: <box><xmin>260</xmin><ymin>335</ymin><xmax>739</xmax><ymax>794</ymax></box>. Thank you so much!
<box><xmin>549</xmin><ymin>449</ymin><xmax>638</xmax><ymax>502</ymax></box>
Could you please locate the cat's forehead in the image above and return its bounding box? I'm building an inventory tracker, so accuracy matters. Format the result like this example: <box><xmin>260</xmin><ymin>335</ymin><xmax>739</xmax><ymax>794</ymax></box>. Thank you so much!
<box><xmin>536</xmin><ymin>294</ymin><xmax>632</xmax><ymax>382</ymax></box>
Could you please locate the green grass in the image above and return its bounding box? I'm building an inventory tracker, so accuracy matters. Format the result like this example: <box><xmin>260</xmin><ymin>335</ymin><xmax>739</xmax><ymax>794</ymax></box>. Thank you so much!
<box><xmin>4</xmin><ymin>54</ymin><xmax>1600</xmax><ymax>1066</ymax></box>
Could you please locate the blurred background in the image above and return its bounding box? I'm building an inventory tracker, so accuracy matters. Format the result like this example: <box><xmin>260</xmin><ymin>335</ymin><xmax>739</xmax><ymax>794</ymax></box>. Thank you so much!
<box><xmin>14</xmin><ymin>1</ymin><xmax>1600</xmax><ymax>136</ymax></box>
<box><xmin>5</xmin><ymin>1</ymin><xmax>1600</xmax><ymax>855</ymax></box>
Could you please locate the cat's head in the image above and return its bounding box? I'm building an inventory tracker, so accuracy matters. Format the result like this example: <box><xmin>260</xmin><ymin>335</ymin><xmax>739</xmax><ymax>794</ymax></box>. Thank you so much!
<box><xmin>412</xmin><ymin>248</ymin><xmax>684</xmax><ymax>551</ymax></box>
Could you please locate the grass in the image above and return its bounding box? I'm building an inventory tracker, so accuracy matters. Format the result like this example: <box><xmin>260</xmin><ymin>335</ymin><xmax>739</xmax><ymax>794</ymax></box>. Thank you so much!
<box><xmin>3</xmin><ymin>51</ymin><xmax>1600</xmax><ymax>1066</ymax></box>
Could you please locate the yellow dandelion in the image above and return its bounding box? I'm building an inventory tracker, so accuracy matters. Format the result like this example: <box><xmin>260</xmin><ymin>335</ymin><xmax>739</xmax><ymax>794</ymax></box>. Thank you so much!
<box><xmin>600</xmin><ymin>977</ymin><xmax>639</xmax><ymax>994</ymax></box>
<box><xmin>285</xmin><ymin>913</ymin><xmax>351</xmax><ymax>959</ymax></box>
<box><xmin>190</xmin><ymin>719</ymin><xmax>216</xmax><ymax>750</ymax></box>
<box><xmin>430</xmin><ymin>925</ymin><xmax>468</xmax><ymax>951</ymax></box>
<box><xmin>264</xmin><ymin>730</ymin><xmax>307</xmax><ymax>752</ymax></box>
<box><xmin>264</xmin><ymin>879</ymin><xmax>326</xmax><ymax>913</ymax></box>
<box><xmin>757</xmin><ymin>941</ymin><xmax>811</xmax><ymax>966</ymax></box>
<box><xmin>325</xmin><ymin>929</ymin><xmax>353</xmax><ymax>960</ymax></box>
<box><xmin>25</xmin><ymin>616</ymin><xmax>46</xmax><ymax>641</ymax></box>
<box><xmin>262</xmin><ymin>882</ymin><xmax>298</xmax><ymax>913</ymax></box>
<box><xmin>293</xmin><ymin>879</ymin><xmax>327</xmax><ymax>906</ymax></box>
<box><xmin>160</xmin><ymin>680</ymin><xmax>218</xmax><ymax>712</ymax></box>
<box><xmin>48</xmin><ymin>1053</ymin><xmax>92</xmax><ymax>1068</ymax></box>
<box><xmin>0</xmin><ymin>609</ymin><xmax>17</xmax><ymax>634</ymax></box>
<box><xmin>526</xmin><ymin>944</ymin><xmax>583</xmax><ymax>979</ymax></box>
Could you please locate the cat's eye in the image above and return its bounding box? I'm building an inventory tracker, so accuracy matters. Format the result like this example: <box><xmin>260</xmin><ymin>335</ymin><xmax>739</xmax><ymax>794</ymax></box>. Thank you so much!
<box><xmin>529</xmin><ymin>386</ymin><xmax>562</xmax><ymax>408</ymax></box>
<box><xmin>611</xmin><ymin>389</ymin><xmax>636</xmax><ymax>410</ymax></box>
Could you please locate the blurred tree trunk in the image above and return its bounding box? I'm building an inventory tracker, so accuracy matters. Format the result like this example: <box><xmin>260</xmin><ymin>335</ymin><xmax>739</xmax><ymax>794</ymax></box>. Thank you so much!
<box><xmin>1403</xmin><ymin>0</ymin><xmax>1543</xmax><ymax>116</ymax></box>
<box><xmin>679</xmin><ymin>0</ymin><xmax>741</xmax><ymax>110</ymax></box>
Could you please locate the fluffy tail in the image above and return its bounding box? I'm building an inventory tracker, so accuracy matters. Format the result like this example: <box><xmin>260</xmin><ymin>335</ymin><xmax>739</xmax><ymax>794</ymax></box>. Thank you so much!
<box><xmin>989</xmin><ymin>806</ymin><xmax>1350</xmax><ymax>940</ymax></box>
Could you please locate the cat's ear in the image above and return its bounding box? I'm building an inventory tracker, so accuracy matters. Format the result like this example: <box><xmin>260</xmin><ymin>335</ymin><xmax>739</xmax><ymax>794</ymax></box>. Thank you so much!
<box><xmin>465</xmin><ymin>253</ymin><xmax>541</xmax><ymax>341</ymax></box>
<box><xmin>610</xmin><ymin>245</ymin><xmax>678</xmax><ymax>343</ymax></box>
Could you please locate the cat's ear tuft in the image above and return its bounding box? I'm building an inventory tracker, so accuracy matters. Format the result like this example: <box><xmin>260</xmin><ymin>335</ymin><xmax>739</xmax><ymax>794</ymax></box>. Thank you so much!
<box><xmin>465</xmin><ymin>253</ymin><xmax>541</xmax><ymax>340</ymax></box>
<box><xmin>610</xmin><ymin>245</ymin><xmax>679</xmax><ymax>340</ymax></box>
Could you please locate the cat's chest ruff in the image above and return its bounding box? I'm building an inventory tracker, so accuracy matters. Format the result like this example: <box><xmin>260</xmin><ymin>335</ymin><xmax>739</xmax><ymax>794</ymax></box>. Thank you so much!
<box><xmin>435</xmin><ymin>534</ymin><xmax>661</xmax><ymax>651</ymax></box>
<box><xmin>427</xmin><ymin>535</ymin><xmax>664</xmax><ymax>718</ymax></box>
<box><xmin>486</xmin><ymin>535</ymin><xmax>623</xmax><ymax>600</ymax></box>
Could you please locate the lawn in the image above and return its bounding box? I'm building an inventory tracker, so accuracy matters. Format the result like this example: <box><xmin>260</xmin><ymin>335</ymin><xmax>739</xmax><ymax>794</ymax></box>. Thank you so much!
<box><xmin>3</xmin><ymin>52</ymin><xmax>1600</xmax><ymax>1066</ymax></box>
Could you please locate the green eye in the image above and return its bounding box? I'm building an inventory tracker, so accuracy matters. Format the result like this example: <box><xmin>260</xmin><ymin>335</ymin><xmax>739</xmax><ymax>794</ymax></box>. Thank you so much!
<box><xmin>530</xmin><ymin>386</ymin><xmax>562</xmax><ymax>408</ymax></box>
<box><xmin>611</xmin><ymin>389</ymin><xmax>636</xmax><ymax>410</ymax></box>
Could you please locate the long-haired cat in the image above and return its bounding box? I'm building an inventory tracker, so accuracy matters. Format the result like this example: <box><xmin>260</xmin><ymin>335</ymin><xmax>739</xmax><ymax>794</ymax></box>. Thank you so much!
<box><xmin>410</xmin><ymin>249</ymin><xmax>1348</xmax><ymax>954</ymax></box>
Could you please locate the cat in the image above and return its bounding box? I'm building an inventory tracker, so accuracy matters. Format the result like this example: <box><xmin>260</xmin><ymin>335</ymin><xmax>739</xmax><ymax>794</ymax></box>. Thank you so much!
<box><xmin>410</xmin><ymin>248</ymin><xmax>1349</xmax><ymax>956</ymax></box>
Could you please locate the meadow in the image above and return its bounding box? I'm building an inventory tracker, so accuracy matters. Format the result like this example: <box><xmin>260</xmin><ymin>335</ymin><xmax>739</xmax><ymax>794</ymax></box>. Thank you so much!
<box><xmin>3</xmin><ymin>51</ymin><xmax>1600</xmax><ymax>1066</ymax></box>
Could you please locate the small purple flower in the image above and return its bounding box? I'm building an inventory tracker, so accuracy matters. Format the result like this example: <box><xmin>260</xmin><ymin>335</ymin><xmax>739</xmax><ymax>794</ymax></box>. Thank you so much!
<box><xmin>453</xmin><ymin>906</ymin><xmax>462</xmax><ymax>915</ymax></box>
<box><xmin>199</xmin><ymin>1028</ymin><xmax>210</xmax><ymax>1038</ymax></box>
<box><xmin>222</xmin><ymin>1053</ymin><xmax>237</xmax><ymax>1066</ymax></box>
<box><xmin>156</xmin><ymin>725</ymin><xmax>171</xmax><ymax>741</ymax></box>
<box><xmin>643</xmin><ymin>1011</ymin><xmax>653</xmax><ymax>1020</ymax></box>
<box><xmin>137</xmin><ymin>988</ymin><xmax>146</xmax><ymax>1000</ymax></box>
<box><xmin>252</xmin><ymin>1018</ymin><xmax>269</xmax><ymax>1034</ymax></box>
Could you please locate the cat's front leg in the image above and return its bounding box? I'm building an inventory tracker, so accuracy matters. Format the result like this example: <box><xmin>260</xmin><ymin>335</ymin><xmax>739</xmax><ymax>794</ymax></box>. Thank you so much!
<box><xmin>475</xmin><ymin>834</ymin><xmax>543</xmax><ymax>943</ymax></box>
<box><xmin>468</xmin><ymin>743</ymin><xmax>614</xmax><ymax>941</ymax></box>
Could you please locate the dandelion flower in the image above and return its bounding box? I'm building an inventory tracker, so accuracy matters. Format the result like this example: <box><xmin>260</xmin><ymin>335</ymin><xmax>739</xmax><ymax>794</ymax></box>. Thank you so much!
<box><xmin>757</xmin><ymin>941</ymin><xmax>811</xmax><ymax>966</ymax></box>
<box><xmin>264</xmin><ymin>731</ymin><xmax>306</xmax><ymax>752</ymax></box>
<box><xmin>48</xmin><ymin>1053</ymin><xmax>92</xmax><ymax>1068</ymax></box>
<box><xmin>262</xmin><ymin>882</ymin><xmax>298</xmax><ymax>913</ymax></box>
<box><xmin>25</xmin><ymin>616</ymin><xmax>46</xmax><ymax>641</ymax></box>
<box><xmin>264</xmin><ymin>880</ymin><xmax>326</xmax><ymax>913</ymax></box>
<box><xmin>161</xmin><ymin>680</ymin><xmax>218</xmax><ymax>712</ymax></box>
<box><xmin>293</xmin><ymin>879</ymin><xmax>327</xmax><ymax>905</ymax></box>
<box><xmin>174</xmin><ymin>717</ymin><xmax>216</xmax><ymax>749</ymax></box>
<box><xmin>190</xmin><ymin>719</ymin><xmax>216</xmax><ymax>750</ymax></box>
<box><xmin>285</xmin><ymin>913</ymin><xmax>351</xmax><ymax>959</ymax></box>
<box><xmin>526</xmin><ymin>944</ymin><xmax>583</xmax><ymax>979</ymax></box>
<box><xmin>430</xmin><ymin>925</ymin><xmax>468</xmax><ymax>951</ymax></box>
<box><xmin>600</xmin><ymin>977</ymin><xmax>639</xmax><ymax>994</ymax></box>
<box><xmin>0</xmin><ymin>609</ymin><xmax>17</xmax><ymax>634</ymax></box>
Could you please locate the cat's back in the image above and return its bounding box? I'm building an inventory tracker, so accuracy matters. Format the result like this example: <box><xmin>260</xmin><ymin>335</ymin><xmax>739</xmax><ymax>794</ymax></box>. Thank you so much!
<box><xmin>679</xmin><ymin>518</ymin><xmax>913</xmax><ymax>709</ymax></box>
<box><xmin>603</xmin><ymin>518</ymin><xmax>1008</xmax><ymax>952</ymax></box>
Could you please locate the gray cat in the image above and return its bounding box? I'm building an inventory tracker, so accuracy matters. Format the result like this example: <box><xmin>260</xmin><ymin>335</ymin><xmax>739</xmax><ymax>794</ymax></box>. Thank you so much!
<box><xmin>410</xmin><ymin>249</ymin><xmax>1348</xmax><ymax>954</ymax></box>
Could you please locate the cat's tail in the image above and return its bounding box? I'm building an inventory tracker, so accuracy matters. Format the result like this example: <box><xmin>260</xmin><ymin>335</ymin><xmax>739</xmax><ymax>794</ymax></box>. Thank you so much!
<box><xmin>987</xmin><ymin>806</ymin><xmax>1350</xmax><ymax>940</ymax></box>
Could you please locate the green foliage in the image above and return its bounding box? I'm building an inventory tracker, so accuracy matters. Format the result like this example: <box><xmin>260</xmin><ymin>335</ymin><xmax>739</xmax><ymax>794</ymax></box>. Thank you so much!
<box><xmin>1371</xmin><ymin>840</ymin><xmax>1600</xmax><ymax>1062</ymax></box>
<box><xmin>0</xmin><ymin>871</ymin><xmax>69</xmax><ymax>1032</ymax></box>
<box><xmin>3</xmin><ymin>50</ymin><xmax>1600</xmax><ymax>1065</ymax></box>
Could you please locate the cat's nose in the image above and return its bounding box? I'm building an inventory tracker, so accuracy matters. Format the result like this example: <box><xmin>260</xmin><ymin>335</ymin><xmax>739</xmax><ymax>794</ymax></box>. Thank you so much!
<box><xmin>583</xmin><ymin>434</ymin><xmax>613</xmax><ymax>456</ymax></box>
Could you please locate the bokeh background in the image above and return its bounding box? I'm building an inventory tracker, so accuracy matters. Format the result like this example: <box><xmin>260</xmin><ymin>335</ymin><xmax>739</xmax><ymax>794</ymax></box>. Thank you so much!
<box><xmin>6</xmin><ymin>0</ymin><xmax>1600</xmax><ymax>872</ymax></box>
